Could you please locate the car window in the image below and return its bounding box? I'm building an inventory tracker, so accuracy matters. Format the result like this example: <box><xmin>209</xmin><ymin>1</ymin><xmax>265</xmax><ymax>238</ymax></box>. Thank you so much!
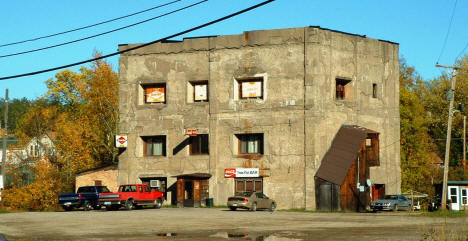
<box><xmin>130</xmin><ymin>185</ymin><xmax>137</xmax><ymax>192</ymax></box>
<box><xmin>383</xmin><ymin>195</ymin><xmax>398</xmax><ymax>200</ymax></box>
<box><xmin>255</xmin><ymin>193</ymin><xmax>263</xmax><ymax>198</ymax></box>
<box><xmin>139</xmin><ymin>186</ymin><xmax>143</xmax><ymax>192</ymax></box>
<box><xmin>145</xmin><ymin>186</ymin><xmax>151</xmax><ymax>192</ymax></box>
<box><xmin>97</xmin><ymin>186</ymin><xmax>110</xmax><ymax>193</ymax></box>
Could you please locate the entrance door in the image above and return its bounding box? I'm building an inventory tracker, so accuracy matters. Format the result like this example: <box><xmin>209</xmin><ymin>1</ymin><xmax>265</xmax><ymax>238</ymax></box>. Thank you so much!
<box><xmin>183</xmin><ymin>180</ymin><xmax>194</xmax><ymax>207</ymax></box>
<box><xmin>448</xmin><ymin>186</ymin><xmax>459</xmax><ymax>210</ymax></box>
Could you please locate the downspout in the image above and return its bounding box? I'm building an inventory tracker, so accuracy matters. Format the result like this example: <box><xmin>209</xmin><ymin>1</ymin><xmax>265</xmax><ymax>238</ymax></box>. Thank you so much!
<box><xmin>303</xmin><ymin>27</ymin><xmax>307</xmax><ymax>209</ymax></box>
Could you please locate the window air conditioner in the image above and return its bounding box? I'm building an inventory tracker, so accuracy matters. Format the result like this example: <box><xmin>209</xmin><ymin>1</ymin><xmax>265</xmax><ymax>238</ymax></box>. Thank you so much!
<box><xmin>150</xmin><ymin>180</ymin><xmax>161</xmax><ymax>188</ymax></box>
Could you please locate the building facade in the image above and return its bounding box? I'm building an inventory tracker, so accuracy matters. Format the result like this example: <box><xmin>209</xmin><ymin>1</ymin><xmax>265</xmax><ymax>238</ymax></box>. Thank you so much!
<box><xmin>117</xmin><ymin>26</ymin><xmax>400</xmax><ymax>209</ymax></box>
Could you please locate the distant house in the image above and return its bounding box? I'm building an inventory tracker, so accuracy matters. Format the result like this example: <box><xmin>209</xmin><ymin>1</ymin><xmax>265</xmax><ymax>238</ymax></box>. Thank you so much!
<box><xmin>75</xmin><ymin>164</ymin><xmax>118</xmax><ymax>192</ymax></box>
<box><xmin>9</xmin><ymin>133</ymin><xmax>57</xmax><ymax>164</ymax></box>
<box><xmin>435</xmin><ymin>180</ymin><xmax>468</xmax><ymax>211</ymax></box>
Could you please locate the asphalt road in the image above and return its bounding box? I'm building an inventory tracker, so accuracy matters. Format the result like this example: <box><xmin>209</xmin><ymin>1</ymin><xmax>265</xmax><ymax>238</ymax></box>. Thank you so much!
<box><xmin>0</xmin><ymin>208</ymin><xmax>466</xmax><ymax>241</ymax></box>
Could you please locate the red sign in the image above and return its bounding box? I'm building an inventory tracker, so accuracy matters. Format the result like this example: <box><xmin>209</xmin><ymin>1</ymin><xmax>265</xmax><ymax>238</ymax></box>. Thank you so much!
<box><xmin>184</xmin><ymin>129</ymin><xmax>197</xmax><ymax>136</ymax></box>
<box><xmin>117</xmin><ymin>136</ymin><xmax>126</xmax><ymax>144</ymax></box>
<box><xmin>224</xmin><ymin>168</ymin><xmax>236</xmax><ymax>178</ymax></box>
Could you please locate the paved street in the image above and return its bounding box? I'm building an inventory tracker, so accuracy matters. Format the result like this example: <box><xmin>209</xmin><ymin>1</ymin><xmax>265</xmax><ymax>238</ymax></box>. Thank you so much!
<box><xmin>0</xmin><ymin>208</ymin><xmax>466</xmax><ymax>240</ymax></box>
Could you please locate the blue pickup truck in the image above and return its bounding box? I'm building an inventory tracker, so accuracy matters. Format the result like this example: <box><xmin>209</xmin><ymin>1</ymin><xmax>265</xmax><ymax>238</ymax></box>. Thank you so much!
<box><xmin>58</xmin><ymin>186</ymin><xmax>111</xmax><ymax>211</ymax></box>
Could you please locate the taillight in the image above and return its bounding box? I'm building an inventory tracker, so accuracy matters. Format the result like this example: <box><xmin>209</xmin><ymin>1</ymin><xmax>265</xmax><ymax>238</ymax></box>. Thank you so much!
<box><xmin>78</xmin><ymin>194</ymin><xmax>82</xmax><ymax>199</ymax></box>
<box><xmin>242</xmin><ymin>198</ymin><xmax>248</xmax><ymax>202</ymax></box>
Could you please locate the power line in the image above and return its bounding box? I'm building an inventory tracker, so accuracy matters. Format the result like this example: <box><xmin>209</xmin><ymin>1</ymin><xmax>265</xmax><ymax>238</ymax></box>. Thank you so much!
<box><xmin>436</xmin><ymin>0</ymin><xmax>458</xmax><ymax>64</ymax></box>
<box><xmin>0</xmin><ymin>0</ymin><xmax>183</xmax><ymax>48</ymax></box>
<box><xmin>0</xmin><ymin>0</ymin><xmax>207</xmax><ymax>59</ymax></box>
<box><xmin>0</xmin><ymin>0</ymin><xmax>275</xmax><ymax>80</ymax></box>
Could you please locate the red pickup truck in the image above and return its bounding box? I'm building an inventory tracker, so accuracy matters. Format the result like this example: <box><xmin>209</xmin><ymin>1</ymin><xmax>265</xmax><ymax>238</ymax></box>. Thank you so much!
<box><xmin>98</xmin><ymin>184</ymin><xmax>164</xmax><ymax>211</ymax></box>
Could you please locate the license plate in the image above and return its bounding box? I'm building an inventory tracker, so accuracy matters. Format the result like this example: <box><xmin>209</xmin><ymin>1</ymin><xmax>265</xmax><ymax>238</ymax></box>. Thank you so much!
<box><xmin>104</xmin><ymin>202</ymin><xmax>111</xmax><ymax>205</ymax></box>
<box><xmin>64</xmin><ymin>202</ymin><xmax>71</xmax><ymax>205</ymax></box>
<box><xmin>232</xmin><ymin>204</ymin><xmax>237</xmax><ymax>207</ymax></box>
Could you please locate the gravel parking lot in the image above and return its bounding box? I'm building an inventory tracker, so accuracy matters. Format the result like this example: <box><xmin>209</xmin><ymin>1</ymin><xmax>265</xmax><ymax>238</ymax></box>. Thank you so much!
<box><xmin>0</xmin><ymin>208</ymin><xmax>465</xmax><ymax>240</ymax></box>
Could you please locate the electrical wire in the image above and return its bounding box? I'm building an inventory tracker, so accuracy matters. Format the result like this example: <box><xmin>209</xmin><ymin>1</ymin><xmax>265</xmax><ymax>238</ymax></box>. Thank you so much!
<box><xmin>0</xmin><ymin>0</ymin><xmax>207</xmax><ymax>59</ymax></box>
<box><xmin>0</xmin><ymin>0</ymin><xmax>275</xmax><ymax>80</ymax></box>
<box><xmin>0</xmin><ymin>0</ymin><xmax>183</xmax><ymax>48</ymax></box>
<box><xmin>436</xmin><ymin>0</ymin><xmax>458</xmax><ymax>64</ymax></box>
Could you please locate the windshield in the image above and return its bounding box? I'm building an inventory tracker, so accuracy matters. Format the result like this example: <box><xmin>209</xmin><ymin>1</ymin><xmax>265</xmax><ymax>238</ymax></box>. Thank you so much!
<box><xmin>382</xmin><ymin>195</ymin><xmax>398</xmax><ymax>200</ymax></box>
<box><xmin>97</xmin><ymin>186</ymin><xmax>111</xmax><ymax>193</ymax></box>
<box><xmin>235</xmin><ymin>192</ymin><xmax>253</xmax><ymax>197</ymax></box>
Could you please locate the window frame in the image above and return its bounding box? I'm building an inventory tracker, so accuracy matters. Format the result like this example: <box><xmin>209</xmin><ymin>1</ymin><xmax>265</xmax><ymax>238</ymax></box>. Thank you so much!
<box><xmin>193</xmin><ymin>81</ymin><xmax>209</xmax><ymax>102</ymax></box>
<box><xmin>335</xmin><ymin>78</ymin><xmax>351</xmax><ymax>100</ymax></box>
<box><xmin>142</xmin><ymin>136</ymin><xmax>166</xmax><ymax>156</ymax></box>
<box><xmin>238</xmin><ymin>77</ymin><xmax>264</xmax><ymax>99</ymax></box>
<box><xmin>236</xmin><ymin>133</ymin><xmax>264</xmax><ymax>155</ymax></box>
<box><xmin>372</xmin><ymin>83</ymin><xmax>377</xmax><ymax>98</ymax></box>
<box><xmin>189</xmin><ymin>134</ymin><xmax>209</xmax><ymax>155</ymax></box>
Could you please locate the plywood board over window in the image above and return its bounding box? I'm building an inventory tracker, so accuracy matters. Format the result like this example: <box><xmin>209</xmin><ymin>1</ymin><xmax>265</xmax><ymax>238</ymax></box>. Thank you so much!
<box><xmin>194</xmin><ymin>83</ymin><xmax>208</xmax><ymax>101</ymax></box>
<box><xmin>144</xmin><ymin>84</ymin><xmax>166</xmax><ymax>103</ymax></box>
<box><xmin>239</xmin><ymin>77</ymin><xmax>263</xmax><ymax>99</ymax></box>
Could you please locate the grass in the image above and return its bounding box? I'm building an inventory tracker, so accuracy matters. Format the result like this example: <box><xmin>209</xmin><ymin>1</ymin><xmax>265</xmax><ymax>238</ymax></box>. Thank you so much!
<box><xmin>420</xmin><ymin>210</ymin><xmax>468</xmax><ymax>218</ymax></box>
<box><xmin>0</xmin><ymin>209</ymin><xmax>9</xmax><ymax>214</ymax></box>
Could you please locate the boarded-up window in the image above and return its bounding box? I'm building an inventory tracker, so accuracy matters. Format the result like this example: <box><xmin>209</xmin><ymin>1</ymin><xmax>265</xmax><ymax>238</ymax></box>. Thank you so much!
<box><xmin>94</xmin><ymin>180</ymin><xmax>102</xmax><ymax>186</ymax></box>
<box><xmin>190</xmin><ymin>134</ymin><xmax>209</xmax><ymax>155</ymax></box>
<box><xmin>235</xmin><ymin>178</ymin><xmax>263</xmax><ymax>193</ymax></box>
<box><xmin>336</xmin><ymin>78</ymin><xmax>351</xmax><ymax>100</ymax></box>
<box><xmin>142</xmin><ymin>136</ymin><xmax>166</xmax><ymax>156</ymax></box>
<box><xmin>236</xmin><ymin>133</ymin><xmax>264</xmax><ymax>155</ymax></box>
<box><xmin>366</xmin><ymin>133</ymin><xmax>379</xmax><ymax>166</ymax></box>
<box><xmin>194</xmin><ymin>82</ymin><xmax>208</xmax><ymax>101</ymax></box>
<box><xmin>239</xmin><ymin>77</ymin><xmax>263</xmax><ymax>99</ymax></box>
<box><xmin>143</xmin><ymin>84</ymin><xmax>166</xmax><ymax>103</ymax></box>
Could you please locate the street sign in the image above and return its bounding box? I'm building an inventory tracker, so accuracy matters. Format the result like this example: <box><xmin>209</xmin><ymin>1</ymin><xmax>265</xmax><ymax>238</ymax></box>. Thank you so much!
<box><xmin>115</xmin><ymin>135</ymin><xmax>128</xmax><ymax>148</ymax></box>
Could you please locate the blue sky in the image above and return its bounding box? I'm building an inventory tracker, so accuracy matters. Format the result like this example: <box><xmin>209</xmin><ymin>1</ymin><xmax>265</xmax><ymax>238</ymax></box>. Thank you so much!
<box><xmin>1</xmin><ymin>0</ymin><xmax>467</xmax><ymax>99</ymax></box>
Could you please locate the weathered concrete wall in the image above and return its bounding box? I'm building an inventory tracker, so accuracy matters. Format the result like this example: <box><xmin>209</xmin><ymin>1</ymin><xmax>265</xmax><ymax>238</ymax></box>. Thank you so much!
<box><xmin>117</xmin><ymin>26</ymin><xmax>400</xmax><ymax>209</ymax></box>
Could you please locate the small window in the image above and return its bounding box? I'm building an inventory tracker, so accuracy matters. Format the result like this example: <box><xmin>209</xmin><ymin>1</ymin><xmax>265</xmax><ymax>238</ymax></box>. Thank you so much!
<box><xmin>236</xmin><ymin>133</ymin><xmax>264</xmax><ymax>155</ymax></box>
<box><xmin>190</xmin><ymin>134</ymin><xmax>209</xmax><ymax>155</ymax></box>
<box><xmin>238</xmin><ymin>77</ymin><xmax>263</xmax><ymax>99</ymax></box>
<box><xmin>143</xmin><ymin>84</ymin><xmax>166</xmax><ymax>104</ymax></box>
<box><xmin>139</xmin><ymin>186</ymin><xmax>143</xmax><ymax>192</ymax></box>
<box><xmin>94</xmin><ymin>180</ymin><xmax>102</xmax><ymax>186</ymax></box>
<box><xmin>372</xmin><ymin>83</ymin><xmax>377</xmax><ymax>98</ymax></box>
<box><xmin>336</xmin><ymin>78</ymin><xmax>351</xmax><ymax>100</ymax></box>
<box><xmin>193</xmin><ymin>81</ymin><xmax>208</xmax><ymax>102</ymax></box>
<box><xmin>235</xmin><ymin>178</ymin><xmax>263</xmax><ymax>193</ymax></box>
<box><xmin>145</xmin><ymin>186</ymin><xmax>151</xmax><ymax>192</ymax></box>
<box><xmin>142</xmin><ymin>136</ymin><xmax>166</xmax><ymax>156</ymax></box>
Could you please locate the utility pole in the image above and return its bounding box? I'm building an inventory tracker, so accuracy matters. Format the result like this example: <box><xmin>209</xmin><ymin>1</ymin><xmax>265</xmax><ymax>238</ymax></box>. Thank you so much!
<box><xmin>1</xmin><ymin>89</ymin><xmax>8</xmax><ymax>209</ymax></box>
<box><xmin>464</xmin><ymin>115</ymin><xmax>466</xmax><ymax>171</ymax></box>
<box><xmin>435</xmin><ymin>64</ymin><xmax>459</xmax><ymax>210</ymax></box>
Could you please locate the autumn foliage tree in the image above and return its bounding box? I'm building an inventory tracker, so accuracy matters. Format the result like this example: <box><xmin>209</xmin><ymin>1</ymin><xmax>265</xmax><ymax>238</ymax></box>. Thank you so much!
<box><xmin>4</xmin><ymin>54</ymin><xmax>118</xmax><ymax>210</ymax></box>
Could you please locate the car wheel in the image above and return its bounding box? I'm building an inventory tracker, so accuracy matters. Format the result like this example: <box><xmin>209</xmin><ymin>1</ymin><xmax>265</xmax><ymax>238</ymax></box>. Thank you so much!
<box><xmin>154</xmin><ymin>198</ymin><xmax>163</xmax><ymax>209</ymax></box>
<box><xmin>269</xmin><ymin>203</ymin><xmax>276</xmax><ymax>212</ymax></box>
<box><xmin>393</xmin><ymin>204</ymin><xmax>398</xmax><ymax>212</ymax></box>
<box><xmin>229</xmin><ymin>206</ymin><xmax>237</xmax><ymax>211</ymax></box>
<box><xmin>250</xmin><ymin>202</ymin><xmax>257</xmax><ymax>212</ymax></box>
<box><xmin>93</xmin><ymin>204</ymin><xmax>101</xmax><ymax>210</ymax></box>
<box><xmin>62</xmin><ymin>205</ymin><xmax>73</xmax><ymax>211</ymax></box>
<box><xmin>125</xmin><ymin>199</ymin><xmax>134</xmax><ymax>210</ymax></box>
<box><xmin>83</xmin><ymin>200</ymin><xmax>92</xmax><ymax>211</ymax></box>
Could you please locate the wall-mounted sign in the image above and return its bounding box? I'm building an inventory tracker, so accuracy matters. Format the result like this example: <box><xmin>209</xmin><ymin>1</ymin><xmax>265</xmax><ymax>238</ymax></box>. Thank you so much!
<box><xmin>184</xmin><ymin>129</ymin><xmax>197</xmax><ymax>136</ymax></box>
<box><xmin>115</xmin><ymin>135</ymin><xmax>128</xmax><ymax>148</ymax></box>
<box><xmin>146</xmin><ymin>87</ymin><xmax>165</xmax><ymax>103</ymax></box>
<box><xmin>224</xmin><ymin>168</ymin><xmax>259</xmax><ymax>178</ymax></box>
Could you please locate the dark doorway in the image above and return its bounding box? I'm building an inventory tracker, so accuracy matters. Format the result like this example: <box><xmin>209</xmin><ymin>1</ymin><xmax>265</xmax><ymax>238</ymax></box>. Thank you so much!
<box><xmin>183</xmin><ymin>180</ymin><xmax>194</xmax><ymax>207</ymax></box>
<box><xmin>371</xmin><ymin>184</ymin><xmax>385</xmax><ymax>201</ymax></box>
<box><xmin>174</xmin><ymin>173</ymin><xmax>211</xmax><ymax>208</ymax></box>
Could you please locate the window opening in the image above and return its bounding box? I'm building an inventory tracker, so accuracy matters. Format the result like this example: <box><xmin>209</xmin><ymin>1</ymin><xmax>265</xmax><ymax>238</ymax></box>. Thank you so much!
<box><xmin>143</xmin><ymin>84</ymin><xmax>166</xmax><ymax>104</ymax></box>
<box><xmin>238</xmin><ymin>77</ymin><xmax>263</xmax><ymax>99</ymax></box>
<box><xmin>236</xmin><ymin>134</ymin><xmax>264</xmax><ymax>154</ymax></box>
<box><xmin>372</xmin><ymin>83</ymin><xmax>377</xmax><ymax>98</ymax></box>
<box><xmin>142</xmin><ymin>136</ymin><xmax>166</xmax><ymax>156</ymax></box>
<box><xmin>193</xmin><ymin>81</ymin><xmax>208</xmax><ymax>102</ymax></box>
<box><xmin>190</xmin><ymin>134</ymin><xmax>209</xmax><ymax>155</ymax></box>
<box><xmin>234</xmin><ymin>177</ymin><xmax>263</xmax><ymax>193</ymax></box>
<box><xmin>336</xmin><ymin>78</ymin><xmax>351</xmax><ymax>100</ymax></box>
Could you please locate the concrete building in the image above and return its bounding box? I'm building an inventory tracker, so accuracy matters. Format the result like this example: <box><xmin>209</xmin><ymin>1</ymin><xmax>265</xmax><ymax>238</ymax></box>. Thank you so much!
<box><xmin>117</xmin><ymin>26</ymin><xmax>400</xmax><ymax>210</ymax></box>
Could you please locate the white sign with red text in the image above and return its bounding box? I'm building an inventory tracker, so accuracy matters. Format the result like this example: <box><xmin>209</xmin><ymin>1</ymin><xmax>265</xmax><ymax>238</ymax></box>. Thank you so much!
<box><xmin>224</xmin><ymin>168</ymin><xmax>259</xmax><ymax>178</ymax></box>
<box><xmin>115</xmin><ymin>135</ymin><xmax>128</xmax><ymax>148</ymax></box>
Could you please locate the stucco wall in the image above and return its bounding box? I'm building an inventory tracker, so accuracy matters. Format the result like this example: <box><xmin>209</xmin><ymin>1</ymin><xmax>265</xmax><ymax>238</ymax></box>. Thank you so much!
<box><xmin>75</xmin><ymin>165</ymin><xmax>118</xmax><ymax>192</ymax></box>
